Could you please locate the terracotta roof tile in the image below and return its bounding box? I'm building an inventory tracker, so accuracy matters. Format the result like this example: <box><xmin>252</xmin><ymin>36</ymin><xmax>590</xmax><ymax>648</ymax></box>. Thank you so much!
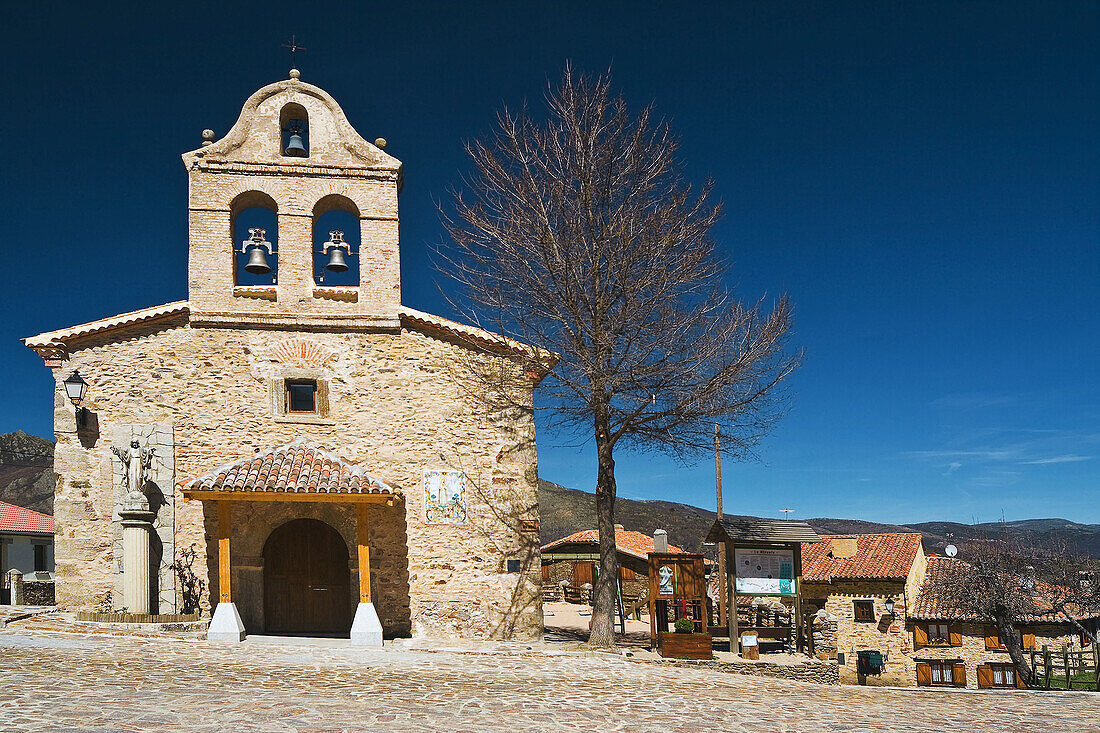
<box><xmin>542</xmin><ymin>529</ymin><xmax>689</xmax><ymax>561</ymax></box>
<box><xmin>180</xmin><ymin>438</ymin><xmax>398</xmax><ymax>496</ymax></box>
<box><xmin>23</xmin><ymin>301</ymin><xmax>189</xmax><ymax>349</ymax></box>
<box><xmin>801</xmin><ymin>533</ymin><xmax>923</xmax><ymax>582</ymax></box>
<box><xmin>910</xmin><ymin>556</ymin><xmax>1099</xmax><ymax>623</ymax></box>
<box><xmin>0</xmin><ymin>500</ymin><xmax>54</xmax><ymax>534</ymax></box>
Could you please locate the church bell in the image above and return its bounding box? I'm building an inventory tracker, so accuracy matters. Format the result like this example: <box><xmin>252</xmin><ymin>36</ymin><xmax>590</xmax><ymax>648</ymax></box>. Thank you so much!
<box><xmin>240</xmin><ymin>227</ymin><xmax>274</xmax><ymax>275</ymax></box>
<box><xmin>322</xmin><ymin>230</ymin><xmax>352</xmax><ymax>272</ymax></box>
<box><xmin>284</xmin><ymin>121</ymin><xmax>307</xmax><ymax>157</ymax></box>
<box><xmin>325</xmin><ymin>247</ymin><xmax>348</xmax><ymax>272</ymax></box>
<box><xmin>244</xmin><ymin>246</ymin><xmax>272</xmax><ymax>274</ymax></box>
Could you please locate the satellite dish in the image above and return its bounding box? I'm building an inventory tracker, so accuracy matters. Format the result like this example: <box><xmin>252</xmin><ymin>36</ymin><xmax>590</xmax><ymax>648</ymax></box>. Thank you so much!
<box><xmin>945</xmin><ymin>544</ymin><xmax>958</xmax><ymax>557</ymax></box>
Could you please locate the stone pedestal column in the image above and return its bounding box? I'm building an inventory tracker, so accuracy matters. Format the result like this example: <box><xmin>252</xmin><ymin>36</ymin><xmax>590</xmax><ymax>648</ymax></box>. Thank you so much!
<box><xmin>120</xmin><ymin>500</ymin><xmax>154</xmax><ymax>615</ymax></box>
<box><xmin>9</xmin><ymin>570</ymin><xmax>24</xmax><ymax>606</ymax></box>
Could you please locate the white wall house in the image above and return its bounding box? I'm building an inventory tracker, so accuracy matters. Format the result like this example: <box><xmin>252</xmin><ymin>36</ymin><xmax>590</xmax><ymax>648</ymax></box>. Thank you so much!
<box><xmin>1</xmin><ymin>500</ymin><xmax>55</xmax><ymax>604</ymax></box>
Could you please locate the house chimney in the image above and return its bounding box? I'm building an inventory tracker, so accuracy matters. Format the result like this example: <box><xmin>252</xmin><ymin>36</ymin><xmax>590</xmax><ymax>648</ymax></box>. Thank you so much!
<box><xmin>831</xmin><ymin>537</ymin><xmax>858</xmax><ymax>559</ymax></box>
<box><xmin>653</xmin><ymin>529</ymin><xmax>668</xmax><ymax>553</ymax></box>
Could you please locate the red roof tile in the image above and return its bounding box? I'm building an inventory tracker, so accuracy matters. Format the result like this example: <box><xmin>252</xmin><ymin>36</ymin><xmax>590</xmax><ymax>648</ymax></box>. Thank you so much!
<box><xmin>910</xmin><ymin>556</ymin><xmax>1099</xmax><ymax>623</ymax></box>
<box><xmin>542</xmin><ymin>529</ymin><xmax>689</xmax><ymax>561</ymax></box>
<box><xmin>801</xmin><ymin>533</ymin><xmax>923</xmax><ymax>582</ymax></box>
<box><xmin>180</xmin><ymin>438</ymin><xmax>398</xmax><ymax>496</ymax></box>
<box><xmin>0</xmin><ymin>500</ymin><xmax>54</xmax><ymax>534</ymax></box>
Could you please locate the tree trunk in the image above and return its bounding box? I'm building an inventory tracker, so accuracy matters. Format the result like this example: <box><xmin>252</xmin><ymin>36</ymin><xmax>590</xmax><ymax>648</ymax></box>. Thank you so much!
<box><xmin>588</xmin><ymin>402</ymin><xmax>619</xmax><ymax>648</ymax></box>
<box><xmin>995</xmin><ymin>615</ymin><xmax>1036</xmax><ymax>688</ymax></box>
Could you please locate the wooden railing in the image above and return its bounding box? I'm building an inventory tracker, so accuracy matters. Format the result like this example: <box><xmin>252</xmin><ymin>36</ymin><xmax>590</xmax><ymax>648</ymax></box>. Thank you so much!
<box><xmin>1028</xmin><ymin>643</ymin><xmax>1100</xmax><ymax>690</ymax></box>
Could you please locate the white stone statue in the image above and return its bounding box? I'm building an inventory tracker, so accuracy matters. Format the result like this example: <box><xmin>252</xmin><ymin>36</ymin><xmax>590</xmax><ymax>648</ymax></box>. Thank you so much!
<box><xmin>113</xmin><ymin>438</ymin><xmax>156</xmax><ymax>502</ymax></box>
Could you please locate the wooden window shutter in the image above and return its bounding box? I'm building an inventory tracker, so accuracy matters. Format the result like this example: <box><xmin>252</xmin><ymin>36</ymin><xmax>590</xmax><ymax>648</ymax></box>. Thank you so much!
<box><xmin>541</xmin><ymin>564</ymin><xmax>550</xmax><ymax>581</ymax></box>
<box><xmin>913</xmin><ymin>624</ymin><xmax>928</xmax><ymax>649</ymax></box>
<box><xmin>976</xmin><ymin>664</ymin><xmax>994</xmax><ymax>688</ymax></box>
<box><xmin>1022</xmin><ymin>632</ymin><xmax>1036</xmax><ymax>650</ymax></box>
<box><xmin>984</xmin><ymin>630</ymin><xmax>1001</xmax><ymax>650</ymax></box>
<box><xmin>949</xmin><ymin>627</ymin><xmax>962</xmax><ymax>646</ymax></box>
<box><xmin>952</xmin><ymin>663</ymin><xmax>967</xmax><ymax>687</ymax></box>
<box><xmin>619</xmin><ymin>565</ymin><xmax>635</xmax><ymax>581</ymax></box>
<box><xmin>1015</xmin><ymin>669</ymin><xmax>1027</xmax><ymax>688</ymax></box>
<box><xmin>916</xmin><ymin>662</ymin><xmax>932</xmax><ymax>686</ymax></box>
<box><xmin>317</xmin><ymin>379</ymin><xmax>330</xmax><ymax>416</ymax></box>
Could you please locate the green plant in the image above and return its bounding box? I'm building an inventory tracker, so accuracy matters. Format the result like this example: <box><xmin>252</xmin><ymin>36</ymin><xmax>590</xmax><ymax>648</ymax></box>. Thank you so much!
<box><xmin>674</xmin><ymin>617</ymin><xmax>695</xmax><ymax>634</ymax></box>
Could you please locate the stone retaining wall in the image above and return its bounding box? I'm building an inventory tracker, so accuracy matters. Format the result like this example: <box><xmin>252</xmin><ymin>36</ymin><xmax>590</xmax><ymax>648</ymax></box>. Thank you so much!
<box><xmin>650</xmin><ymin>657</ymin><xmax>840</xmax><ymax>685</ymax></box>
<box><xmin>23</xmin><ymin>581</ymin><xmax>55</xmax><ymax>606</ymax></box>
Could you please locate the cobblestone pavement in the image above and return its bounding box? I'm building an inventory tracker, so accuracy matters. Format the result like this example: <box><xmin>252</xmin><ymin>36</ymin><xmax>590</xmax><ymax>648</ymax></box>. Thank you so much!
<box><xmin>0</xmin><ymin>626</ymin><xmax>1096</xmax><ymax>732</ymax></box>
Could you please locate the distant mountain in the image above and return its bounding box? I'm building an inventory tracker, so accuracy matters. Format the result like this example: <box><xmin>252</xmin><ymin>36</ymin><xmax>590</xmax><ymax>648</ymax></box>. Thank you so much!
<box><xmin>0</xmin><ymin>431</ymin><xmax>54</xmax><ymax>514</ymax></box>
<box><xmin>538</xmin><ymin>479</ymin><xmax>1100</xmax><ymax>558</ymax></box>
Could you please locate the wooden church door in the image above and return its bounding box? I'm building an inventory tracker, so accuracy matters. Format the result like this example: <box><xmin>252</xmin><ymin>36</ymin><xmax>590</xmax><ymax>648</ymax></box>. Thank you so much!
<box><xmin>263</xmin><ymin>518</ymin><xmax>352</xmax><ymax>635</ymax></box>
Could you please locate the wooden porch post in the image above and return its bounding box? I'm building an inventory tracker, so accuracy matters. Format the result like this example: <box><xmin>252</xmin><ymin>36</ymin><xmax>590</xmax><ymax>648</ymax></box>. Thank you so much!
<box><xmin>218</xmin><ymin>500</ymin><xmax>232</xmax><ymax>603</ymax></box>
<box><xmin>727</xmin><ymin>543</ymin><xmax>738</xmax><ymax>653</ymax></box>
<box><xmin>793</xmin><ymin>543</ymin><xmax>804</xmax><ymax>653</ymax></box>
<box><xmin>356</xmin><ymin>503</ymin><xmax>371</xmax><ymax>603</ymax></box>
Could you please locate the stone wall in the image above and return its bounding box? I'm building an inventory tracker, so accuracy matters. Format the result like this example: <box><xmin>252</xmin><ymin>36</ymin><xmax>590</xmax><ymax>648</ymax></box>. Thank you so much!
<box><xmin>651</xmin><ymin>657</ymin><xmax>839</xmax><ymax>685</ymax></box>
<box><xmin>23</xmin><ymin>580</ymin><xmax>55</xmax><ymax>606</ymax></box>
<box><xmin>907</xmin><ymin>620</ymin><xmax>1082</xmax><ymax>688</ymax></box>
<box><xmin>804</xmin><ymin>579</ymin><xmax>913</xmax><ymax>686</ymax></box>
<box><xmin>50</xmin><ymin>322</ymin><xmax>543</xmax><ymax>639</ymax></box>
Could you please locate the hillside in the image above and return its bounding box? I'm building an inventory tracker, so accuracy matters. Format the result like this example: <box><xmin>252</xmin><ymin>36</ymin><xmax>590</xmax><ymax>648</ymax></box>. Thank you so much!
<box><xmin>538</xmin><ymin>479</ymin><xmax>1100</xmax><ymax>558</ymax></box>
<box><xmin>0</xmin><ymin>431</ymin><xmax>54</xmax><ymax>514</ymax></box>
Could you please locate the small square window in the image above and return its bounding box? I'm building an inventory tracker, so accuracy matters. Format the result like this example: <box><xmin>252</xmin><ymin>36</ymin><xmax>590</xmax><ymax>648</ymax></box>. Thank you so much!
<box><xmin>286</xmin><ymin>380</ymin><xmax>317</xmax><ymax>413</ymax></box>
<box><xmin>506</xmin><ymin>559</ymin><xmax>522</xmax><ymax>573</ymax></box>
<box><xmin>854</xmin><ymin>600</ymin><xmax>875</xmax><ymax>622</ymax></box>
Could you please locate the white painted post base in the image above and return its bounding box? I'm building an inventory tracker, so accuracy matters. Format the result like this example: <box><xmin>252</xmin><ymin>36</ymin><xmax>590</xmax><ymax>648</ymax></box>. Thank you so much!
<box><xmin>207</xmin><ymin>601</ymin><xmax>246</xmax><ymax>642</ymax></box>
<box><xmin>350</xmin><ymin>602</ymin><xmax>383</xmax><ymax>647</ymax></box>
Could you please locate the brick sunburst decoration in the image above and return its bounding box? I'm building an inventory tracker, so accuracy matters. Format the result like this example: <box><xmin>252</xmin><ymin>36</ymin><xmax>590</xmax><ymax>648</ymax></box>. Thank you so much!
<box><xmin>267</xmin><ymin>337</ymin><xmax>339</xmax><ymax>369</ymax></box>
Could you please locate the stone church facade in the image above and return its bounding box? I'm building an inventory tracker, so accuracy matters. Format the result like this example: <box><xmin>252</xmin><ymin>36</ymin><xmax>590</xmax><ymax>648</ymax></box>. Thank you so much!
<box><xmin>24</xmin><ymin>72</ymin><xmax>545</xmax><ymax>641</ymax></box>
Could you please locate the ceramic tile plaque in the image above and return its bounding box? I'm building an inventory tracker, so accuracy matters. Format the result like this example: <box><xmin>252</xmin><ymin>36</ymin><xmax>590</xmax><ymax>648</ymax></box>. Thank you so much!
<box><xmin>424</xmin><ymin>469</ymin><xmax>468</xmax><ymax>525</ymax></box>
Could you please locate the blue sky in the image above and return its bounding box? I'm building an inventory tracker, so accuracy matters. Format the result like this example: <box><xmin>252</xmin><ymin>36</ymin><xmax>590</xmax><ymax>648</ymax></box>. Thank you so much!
<box><xmin>1</xmin><ymin>2</ymin><xmax>1097</xmax><ymax>524</ymax></box>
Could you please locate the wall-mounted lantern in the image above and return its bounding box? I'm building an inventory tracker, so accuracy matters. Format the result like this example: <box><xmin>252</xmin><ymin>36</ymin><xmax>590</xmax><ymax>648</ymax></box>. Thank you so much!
<box><xmin>884</xmin><ymin>597</ymin><xmax>896</xmax><ymax>616</ymax></box>
<box><xmin>63</xmin><ymin>370</ymin><xmax>89</xmax><ymax>428</ymax></box>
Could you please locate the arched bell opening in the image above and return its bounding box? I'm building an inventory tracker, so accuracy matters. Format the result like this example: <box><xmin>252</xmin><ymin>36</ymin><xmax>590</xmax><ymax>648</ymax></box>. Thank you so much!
<box><xmin>280</xmin><ymin>103</ymin><xmax>309</xmax><ymax>158</ymax></box>
<box><xmin>312</xmin><ymin>194</ymin><xmax>360</xmax><ymax>287</ymax></box>
<box><xmin>231</xmin><ymin>192</ymin><xmax>279</xmax><ymax>286</ymax></box>
<box><xmin>262</xmin><ymin>518</ymin><xmax>352</xmax><ymax>636</ymax></box>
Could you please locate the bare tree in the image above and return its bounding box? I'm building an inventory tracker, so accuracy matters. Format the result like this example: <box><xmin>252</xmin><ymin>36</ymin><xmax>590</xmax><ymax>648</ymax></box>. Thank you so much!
<box><xmin>440</xmin><ymin>66</ymin><xmax>799</xmax><ymax>647</ymax></box>
<box><xmin>925</xmin><ymin>535</ymin><xmax>1099</xmax><ymax>687</ymax></box>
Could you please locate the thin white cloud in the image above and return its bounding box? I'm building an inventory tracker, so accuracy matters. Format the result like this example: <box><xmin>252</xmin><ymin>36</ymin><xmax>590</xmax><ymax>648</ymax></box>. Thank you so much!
<box><xmin>904</xmin><ymin>450</ymin><xmax>1017</xmax><ymax>461</ymax></box>
<box><xmin>1019</xmin><ymin>454</ymin><xmax>1094</xmax><ymax>465</ymax></box>
<box><xmin>942</xmin><ymin>461</ymin><xmax>962</xmax><ymax>476</ymax></box>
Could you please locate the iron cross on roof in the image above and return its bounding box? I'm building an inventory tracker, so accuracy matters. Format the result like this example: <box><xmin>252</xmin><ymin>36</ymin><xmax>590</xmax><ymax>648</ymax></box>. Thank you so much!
<box><xmin>282</xmin><ymin>35</ymin><xmax>306</xmax><ymax>71</ymax></box>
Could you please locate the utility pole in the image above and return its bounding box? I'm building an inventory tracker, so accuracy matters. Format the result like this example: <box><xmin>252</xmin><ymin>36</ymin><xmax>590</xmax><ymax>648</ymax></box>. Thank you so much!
<box><xmin>715</xmin><ymin>424</ymin><xmax>727</xmax><ymax>627</ymax></box>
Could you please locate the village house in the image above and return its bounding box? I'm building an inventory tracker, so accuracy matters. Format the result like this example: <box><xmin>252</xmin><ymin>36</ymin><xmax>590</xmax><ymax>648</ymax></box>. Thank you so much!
<box><xmin>800</xmin><ymin>533</ymin><xmax>927</xmax><ymax>685</ymax></box>
<box><xmin>1</xmin><ymin>500</ymin><xmax>55</xmax><ymax>605</ymax></box>
<box><xmin>22</xmin><ymin>71</ymin><xmax>547</xmax><ymax>643</ymax></box>
<box><xmin>540</xmin><ymin>526</ymin><xmax>692</xmax><ymax>601</ymax></box>
<box><xmin>907</xmin><ymin>556</ymin><xmax>1099</xmax><ymax>689</ymax></box>
<box><xmin>801</xmin><ymin>533</ymin><xmax>1098</xmax><ymax>688</ymax></box>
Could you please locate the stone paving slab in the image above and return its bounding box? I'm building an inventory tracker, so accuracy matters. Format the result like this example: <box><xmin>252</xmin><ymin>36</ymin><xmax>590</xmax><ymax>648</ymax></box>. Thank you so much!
<box><xmin>0</xmin><ymin>626</ymin><xmax>1096</xmax><ymax>732</ymax></box>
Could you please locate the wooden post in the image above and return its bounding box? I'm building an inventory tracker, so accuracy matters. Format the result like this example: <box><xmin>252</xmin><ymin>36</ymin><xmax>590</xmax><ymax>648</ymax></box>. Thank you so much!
<box><xmin>217</xmin><ymin>501</ymin><xmax>232</xmax><ymax>603</ymax></box>
<box><xmin>356</xmin><ymin>503</ymin><xmax>372</xmax><ymax>603</ymax></box>
<box><xmin>714</xmin><ymin>424</ymin><xmax>727</xmax><ymax>628</ymax></box>
<box><xmin>727</xmin><ymin>543</ymin><xmax>739</xmax><ymax>653</ymax></box>
<box><xmin>1094</xmin><ymin>643</ymin><xmax>1099</xmax><ymax>691</ymax></box>
<box><xmin>793</xmin><ymin>543</ymin><xmax>804</xmax><ymax>654</ymax></box>
<box><xmin>1044</xmin><ymin>645</ymin><xmax>1052</xmax><ymax>689</ymax></box>
<box><xmin>1064</xmin><ymin>646</ymin><xmax>1072</xmax><ymax>690</ymax></box>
